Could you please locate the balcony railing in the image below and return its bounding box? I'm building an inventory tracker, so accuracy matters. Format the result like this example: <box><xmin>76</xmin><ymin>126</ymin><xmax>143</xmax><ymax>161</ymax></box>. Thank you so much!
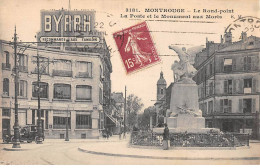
<box><xmin>31</xmin><ymin>69</ymin><xmax>49</xmax><ymax>75</ymax></box>
<box><xmin>53</xmin><ymin>70</ymin><xmax>72</xmax><ymax>77</ymax></box>
<box><xmin>76</xmin><ymin>125</ymin><xmax>91</xmax><ymax>129</ymax></box>
<box><xmin>18</xmin><ymin>66</ymin><xmax>28</xmax><ymax>72</ymax></box>
<box><xmin>77</xmin><ymin>72</ymin><xmax>91</xmax><ymax>78</ymax></box>
<box><xmin>2</xmin><ymin>63</ymin><xmax>11</xmax><ymax>70</ymax></box>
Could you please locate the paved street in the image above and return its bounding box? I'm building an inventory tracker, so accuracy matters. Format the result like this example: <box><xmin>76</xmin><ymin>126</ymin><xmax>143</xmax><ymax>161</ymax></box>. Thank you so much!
<box><xmin>0</xmin><ymin>135</ymin><xmax>260</xmax><ymax>165</ymax></box>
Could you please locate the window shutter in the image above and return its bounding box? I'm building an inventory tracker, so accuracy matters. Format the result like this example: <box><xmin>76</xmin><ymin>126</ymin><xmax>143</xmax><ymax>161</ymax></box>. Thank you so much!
<box><xmin>220</xmin><ymin>58</ymin><xmax>224</xmax><ymax>72</ymax></box>
<box><xmin>238</xmin><ymin>79</ymin><xmax>243</xmax><ymax>94</ymax></box>
<box><xmin>228</xmin><ymin>100</ymin><xmax>232</xmax><ymax>113</ymax></box>
<box><xmin>233</xmin><ymin>80</ymin><xmax>236</xmax><ymax>93</ymax></box>
<box><xmin>252</xmin><ymin>78</ymin><xmax>257</xmax><ymax>93</ymax></box>
<box><xmin>239</xmin><ymin>99</ymin><xmax>243</xmax><ymax>113</ymax></box>
<box><xmin>252</xmin><ymin>99</ymin><xmax>256</xmax><ymax>113</ymax></box>
<box><xmin>243</xmin><ymin>56</ymin><xmax>247</xmax><ymax>71</ymax></box>
<box><xmin>253</xmin><ymin>56</ymin><xmax>259</xmax><ymax>70</ymax></box>
<box><xmin>220</xmin><ymin>99</ymin><xmax>224</xmax><ymax>113</ymax></box>
<box><xmin>232</xmin><ymin>57</ymin><xmax>236</xmax><ymax>71</ymax></box>
<box><xmin>224</xmin><ymin>80</ymin><xmax>228</xmax><ymax>94</ymax></box>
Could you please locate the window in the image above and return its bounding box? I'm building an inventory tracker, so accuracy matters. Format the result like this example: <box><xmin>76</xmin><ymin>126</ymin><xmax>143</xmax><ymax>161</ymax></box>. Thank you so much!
<box><xmin>53</xmin><ymin>111</ymin><xmax>71</xmax><ymax>129</ymax></box>
<box><xmin>224</xmin><ymin>80</ymin><xmax>232</xmax><ymax>94</ymax></box>
<box><xmin>53</xmin><ymin>60</ymin><xmax>72</xmax><ymax>77</ymax></box>
<box><xmin>5</xmin><ymin>51</ymin><xmax>9</xmax><ymax>64</ymax></box>
<box><xmin>18</xmin><ymin>54</ymin><xmax>28</xmax><ymax>72</ymax></box>
<box><xmin>208</xmin><ymin>101</ymin><xmax>213</xmax><ymax>114</ymax></box>
<box><xmin>209</xmin><ymin>62</ymin><xmax>213</xmax><ymax>76</ymax></box>
<box><xmin>54</xmin><ymin>84</ymin><xmax>71</xmax><ymax>99</ymax></box>
<box><xmin>76</xmin><ymin>85</ymin><xmax>92</xmax><ymax>100</ymax></box>
<box><xmin>76</xmin><ymin>112</ymin><xmax>92</xmax><ymax>129</ymax></box>
<box><xmin>77</xmin><ymin>62</ymin><xmax>92</xmax><ymax>78</ymax></box>
<box><xmin>209</xmin><ymin>82</ymin><xmax>213</xmax><ymax>96</ymax></box>
<box><xmin>18</xmin><ymin>80</ymin><xmax>27</xmax><ymax>97</ymax></box>
<box><xmin>224</xmin><ymin>58</ymin><xmax>232</xmax><ymax>72</ymax></box>
<box><xmin>243</xmin><ymin>99</ymin><xmax>252</xmax><ymax>113</ymax></box>
<box><xmin>100</xmin><ymin>65</ymin><xmax>103</xmax><ymax>81</ymax></box>
<box><xmin>32</xmin><ymin>109</ymin><xmax>45</xmax><ymax>118</ymax></box>
<box><xmin>160</xmin><ymin>88</ymin><xmax>164</xmax><ymax>94</ymax></box>
<box><xmin>3</xmin><ymin>78</ymin><xmax>9</xmax><ymax>96</ymax></box>
<box><xmin>2</xmin><ymin>51</ymin><xmax>10</xmax><ymax>69</ymax></box>
<box><xmin>2</xmin><ymin>109</ymin><xmax>10</xmax><ymax>117</ymax></box>
<box><xmin>32</xmin><ymin>82</ymin><xmax>48</xmax><ymax>98</ymax></box>
<box><xmin>99</xmin><ymin>87</ymin><xmax>103</xmax><ymax>104</ymax></box>
<box><xmin>244</xmin><ymin>79</ymin><xmax>252</xmax><ymax>93</ymax></box>
<box><xmin>244</xmin><ymin>56</ymin><xmax>252</xmax><ymax>71</ymax></box>
<box><xmin>220</xmin><ymin>99</ymin><xmax>232</xmax><ymax>113</ymax></box>
<box><xmin>32</xmin><ymin>56</ymin><xmax>49</xmax><ymax>74</ymax></box>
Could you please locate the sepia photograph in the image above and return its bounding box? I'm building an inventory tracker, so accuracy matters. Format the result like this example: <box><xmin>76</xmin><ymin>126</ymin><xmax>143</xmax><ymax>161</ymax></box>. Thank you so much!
<box><xmin>0</xmin><ymin>0</ymin><xmax>259</xmax><ymax>165</ymax></box>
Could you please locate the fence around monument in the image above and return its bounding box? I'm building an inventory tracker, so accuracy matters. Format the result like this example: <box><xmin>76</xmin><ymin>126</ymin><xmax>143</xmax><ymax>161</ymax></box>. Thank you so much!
<box><xmin>130</xmin><ymin>131</ymin><xmax>249</xmax><ymax>147</ymax></box>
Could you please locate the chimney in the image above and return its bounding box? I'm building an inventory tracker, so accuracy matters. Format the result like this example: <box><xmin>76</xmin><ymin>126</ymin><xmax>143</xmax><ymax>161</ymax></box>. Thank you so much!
<box><xmin>224</xmin><ymin>32</ymin><xmax>232</xmax><ymax>44</ymax></box>
<box><xmin>241</xmin><ymin>31</ymin><xmax>248</xmax><ymax>42</ymax></box>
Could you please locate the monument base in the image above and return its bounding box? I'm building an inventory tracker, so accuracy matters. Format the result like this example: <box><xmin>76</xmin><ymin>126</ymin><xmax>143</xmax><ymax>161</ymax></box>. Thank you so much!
<box><xmin>153</xmin><ymin>127</ymin><xmax>219</xmax><ymax>134</ymax></box>
<box><xmin>167</xmin><ymin>114</ymin><xmax>205</xmax><ymax>129</ymax></box>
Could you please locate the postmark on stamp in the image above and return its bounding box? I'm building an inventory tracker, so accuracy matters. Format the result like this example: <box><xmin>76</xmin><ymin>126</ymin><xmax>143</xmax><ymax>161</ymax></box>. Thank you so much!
<box><xmin>113</xmin><ymin>22</ymin><xmax>160</xmax><ymax>74</ymax></box>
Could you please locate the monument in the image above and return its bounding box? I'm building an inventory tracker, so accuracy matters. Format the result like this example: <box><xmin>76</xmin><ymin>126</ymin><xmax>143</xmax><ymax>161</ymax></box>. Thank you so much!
<box><xmin>153</xmin><ymin>45</ymin><xmax>219</xmax><ymax>133</ymax></box>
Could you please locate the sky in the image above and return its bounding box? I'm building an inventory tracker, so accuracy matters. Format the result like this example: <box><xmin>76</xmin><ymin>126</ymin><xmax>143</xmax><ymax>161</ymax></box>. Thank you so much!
<box><xmin>0</xmin><ymin>0</ymin><xmax>259</xmax><ymax>109</ymax></box>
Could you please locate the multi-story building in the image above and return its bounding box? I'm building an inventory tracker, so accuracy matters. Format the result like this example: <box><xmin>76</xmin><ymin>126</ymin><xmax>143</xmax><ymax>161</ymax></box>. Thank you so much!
<box><xmin>193</xmin><ymin>32</ymin><xmax>260</xmax><ymax>138</ymax></box>
<box><xmin>0</xmin><ymin>9</ymin><xmax>112</xmax><ymax>139</ymax></box>
<box><xmin>106</xmin><ymin>92</ymin><xmax>124</xmax><ymax>134</ymax></box>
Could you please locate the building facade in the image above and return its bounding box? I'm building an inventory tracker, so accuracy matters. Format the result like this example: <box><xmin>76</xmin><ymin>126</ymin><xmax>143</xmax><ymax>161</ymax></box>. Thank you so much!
<box><xmin>193</xmin><ymin>32</ymin><xmax>260</xmax><ymax>138</ymax></box>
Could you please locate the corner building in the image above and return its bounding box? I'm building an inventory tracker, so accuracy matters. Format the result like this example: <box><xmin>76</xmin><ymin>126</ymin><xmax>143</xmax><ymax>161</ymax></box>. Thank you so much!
<box><xmin>0</xmin><ymin>9</ymin><xmax>112</xmax><ymax>139</ymax></box>
<box><xmin>193</xmin><ymin>32</ymin><xmax>260</xmax><ymax>138</ymax></box>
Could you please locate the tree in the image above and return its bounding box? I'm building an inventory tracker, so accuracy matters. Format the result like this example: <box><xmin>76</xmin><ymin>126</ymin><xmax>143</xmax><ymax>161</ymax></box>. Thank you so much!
<box><xmin>138</xmin><ymin>106</ymin><xmax>156</xmax><ymax>130</ymax></box>
<box><xmin>126</xmin><ymin>94</ymin><xmax>144</xmax><ymax>129</ymax></box>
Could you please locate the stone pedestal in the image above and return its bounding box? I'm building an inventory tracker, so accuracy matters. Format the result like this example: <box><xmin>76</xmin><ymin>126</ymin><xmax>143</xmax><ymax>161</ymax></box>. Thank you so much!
<box><xmin>167</xmin><ymin>114</ymin><xmax>205</xmax><ymax>129</ymax></box>
<box><xmin>153</xmin><ymin>78</ymin><xmax>219</xmax><ymax>134</ymax></box>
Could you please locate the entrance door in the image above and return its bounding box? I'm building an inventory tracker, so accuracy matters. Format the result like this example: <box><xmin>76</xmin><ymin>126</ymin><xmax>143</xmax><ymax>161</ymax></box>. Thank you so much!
<box><xmin>222</xmin><ymin>121</ymin><xmax>234</xmax><ymax>132</ymax></box>
<box><xmin>2</xmin><ymin>119</ymin><xmax>10</xmax><ymax>137</ymax></box>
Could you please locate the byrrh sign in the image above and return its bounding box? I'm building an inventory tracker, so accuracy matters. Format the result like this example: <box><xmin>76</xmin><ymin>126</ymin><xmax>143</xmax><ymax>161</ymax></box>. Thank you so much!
<box><xmin>37</xmin><ymin>10</ymin><xmax>100</xmax><ymax>44</ymax></box>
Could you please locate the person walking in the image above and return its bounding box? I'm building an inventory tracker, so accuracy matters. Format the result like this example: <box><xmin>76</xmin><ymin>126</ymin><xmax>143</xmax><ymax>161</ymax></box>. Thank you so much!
<box><xmin>163</xmin><ymin>124</ymin><xmax>170</xmax><ymax>150</ymax></box>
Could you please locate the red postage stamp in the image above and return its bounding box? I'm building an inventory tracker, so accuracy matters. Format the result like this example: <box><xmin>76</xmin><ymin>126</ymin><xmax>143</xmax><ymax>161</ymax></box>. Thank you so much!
<box><xmin>113</xmin><ymin>22</ymin><xmax>160</xmax><ymax>74</ymax></box>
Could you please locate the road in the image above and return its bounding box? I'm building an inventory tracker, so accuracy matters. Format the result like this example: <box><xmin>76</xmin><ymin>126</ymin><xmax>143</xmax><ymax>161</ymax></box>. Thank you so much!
<box><xmin>0</xmin><ymin>138</ymin><xmax>260</xmax><ymax>165</ymax></box>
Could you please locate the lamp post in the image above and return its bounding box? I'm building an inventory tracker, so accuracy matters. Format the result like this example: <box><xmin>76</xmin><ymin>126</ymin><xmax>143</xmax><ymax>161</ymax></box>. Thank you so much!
<box><xmin>12</xmin><ymin>26</ymin><xmax>21</xmax><ymax>148</ymax></box>
<box><xmin>36</xmin><ymin>48</ymin><xmax>43</xmax><ymax>144</ymax></box>
<box><xmin>123</xmin><ymin>86</ymin><xmax>127</xmax><ymax>139</ymax></box>
<box><xmin>65</xmin><ymin>105</ymin><xmax>69</xmax><ymax>141</ymax></box>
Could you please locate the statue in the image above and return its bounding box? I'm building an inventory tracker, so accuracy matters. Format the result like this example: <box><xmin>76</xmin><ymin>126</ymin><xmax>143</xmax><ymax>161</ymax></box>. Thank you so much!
<box><xmin>169</xmin><ymin>45</ymin><xmax>203</xmax><ymax>82</ymax></box>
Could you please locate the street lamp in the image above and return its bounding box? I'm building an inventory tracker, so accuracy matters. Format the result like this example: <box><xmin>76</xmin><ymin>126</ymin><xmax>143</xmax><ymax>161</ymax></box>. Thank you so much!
<box><xmin>12</xmin><ymin>26</ymin><xmax>21</xmax><ymax>148</ymax></box>
<box><xmin>65</xmin><ymin>105</ymin><xmax>69</xmax><ymax>141</ymax></box>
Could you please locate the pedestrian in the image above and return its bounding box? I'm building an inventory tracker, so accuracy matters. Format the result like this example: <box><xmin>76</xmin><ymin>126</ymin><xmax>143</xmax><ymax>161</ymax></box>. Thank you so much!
<box><xmin>163</xmin><ymin>123</ymin><xmax>170</xmax><ymax>150</ymax></box>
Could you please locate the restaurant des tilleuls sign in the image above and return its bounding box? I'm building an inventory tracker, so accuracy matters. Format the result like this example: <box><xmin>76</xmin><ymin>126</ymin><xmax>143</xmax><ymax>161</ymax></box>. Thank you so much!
<box><xmin>37</xmin><ymin>10</ymin><xmax>101</xmax><ymax>47</ymax></box>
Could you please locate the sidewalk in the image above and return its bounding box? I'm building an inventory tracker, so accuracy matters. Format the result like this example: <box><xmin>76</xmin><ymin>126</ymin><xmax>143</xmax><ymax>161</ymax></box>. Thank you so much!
<box><xmin>78</xmin><ymin>137</ymin><xmax>260</xmax><ymax>161</ymax></box>
<box><xmin>1</xmin><ymin>134</ymin><xmax>126</xmax><ymax>151</ymax></box>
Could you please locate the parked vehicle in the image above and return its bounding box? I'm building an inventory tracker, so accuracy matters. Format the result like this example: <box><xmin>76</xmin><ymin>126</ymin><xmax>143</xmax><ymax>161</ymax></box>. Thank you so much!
<box><xmin>3</xmin><ymin>125</ymin><xmax>44</xmax><ymax>143</ymax></box>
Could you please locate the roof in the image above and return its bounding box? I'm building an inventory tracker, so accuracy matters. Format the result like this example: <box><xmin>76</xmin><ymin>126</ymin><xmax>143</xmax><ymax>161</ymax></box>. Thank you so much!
<box><xmin>218</xmin><ymin>36</ymin><xmax>260</xmax><ymax>52</ymax></box>
<box><xmin>157</xmin><ymin>71</ymin><xmax>166</xmax><ymax>85</ymax></box>
<box><xmin>111</xmin><ymin>92</ymin><xmax>124</xmax><ymax>103</ymax></box>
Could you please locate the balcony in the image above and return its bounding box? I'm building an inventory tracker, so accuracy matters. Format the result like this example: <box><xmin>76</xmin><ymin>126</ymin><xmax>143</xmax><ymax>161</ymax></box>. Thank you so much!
<box><xmin>76</xmin><ymin>125</ymin><xmax>91</xmax><ymax>129</ymax></box>
<box><xmin>76</xmin><ymin>72</ymin><xmax>91</xmax><ymax>78</ymax></box>
<box><xmin>31</xmin><ymin>69</ymin><xmax>49</xmax><ymax>75</ymax></box>
<box><xmin>18</xmin><ymin>66</ymin><xmax>28</xmax><ymax>72</ymax></box>
<box><xmin>2</xmin><ymin>63</ymin><xmax>11</xmax><ymax>70</ymax></box>
<box><xmin>53</xmin><ymin>70</ymin><xmax>72</xmax><ymax>77</ymax></box>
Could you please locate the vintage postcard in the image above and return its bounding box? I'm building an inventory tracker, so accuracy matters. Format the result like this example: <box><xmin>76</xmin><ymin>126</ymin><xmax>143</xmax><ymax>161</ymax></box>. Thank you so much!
<box><xmin>0</xmin><ymin>0</ymin><xmax>259</xmax><ymax>165</ymax></box>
